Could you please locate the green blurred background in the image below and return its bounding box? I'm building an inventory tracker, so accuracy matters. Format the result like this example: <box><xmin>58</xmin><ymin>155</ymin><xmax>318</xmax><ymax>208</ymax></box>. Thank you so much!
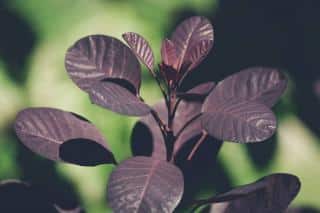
<box><xmin>0</xmin><ymin>0</ymin><xmax>319</xmax><ymax>212</ymax></box>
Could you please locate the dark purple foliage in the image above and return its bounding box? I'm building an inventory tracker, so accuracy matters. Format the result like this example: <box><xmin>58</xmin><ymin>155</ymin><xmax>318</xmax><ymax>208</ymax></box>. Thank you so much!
<box><xmin>14</xmin><ymin>107</ymin><xmax>115</xmax><ymax>166</ymax></box>
<box><xmin>0</xmin><ymin>180</ymin><xmax>83</xmax><ymax>213</ymax></box>
<box><xmin>196</xmin><ymin>173</ymin><xmax>300</xmax><ymax>212</ymax></box>
<box><xmin>12</xmin><ymin>16</ymin><xmax>300</xmax><ymax>212</ymax></box>
<box><xmin>107</xmin><ymin>156</ymin><xmax>184</xmax><ymax>212</ymax></box>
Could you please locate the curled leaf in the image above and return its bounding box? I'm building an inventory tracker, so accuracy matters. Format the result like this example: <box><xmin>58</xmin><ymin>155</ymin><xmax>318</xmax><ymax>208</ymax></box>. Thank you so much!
<box><xmin>89</xmin><ymin>80</ymin><xmax>151</xmax><ymax>116</ymax></box>
<box><xmin>107</xmin><ymin>156</ymin><xmax>184</xmax><ymax>213</ymax></box>
<box><xmin>123</xmin><ymin>32</ymin><xmax>155</xmax><ymax>71</ymax></box>
<box><xmin>14</xmin><ymin>108</ymin><xmax>115</xmax><ymax>166</ymax></box>
<box><xmin>198</xmin><ymin>174</ymin><xmax>301</xmax><ymax>213</ymax></box>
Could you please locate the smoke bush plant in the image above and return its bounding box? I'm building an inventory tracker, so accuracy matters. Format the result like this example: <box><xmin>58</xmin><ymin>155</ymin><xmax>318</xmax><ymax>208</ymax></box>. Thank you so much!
<box><xmin>12</xmin><ymin>16</ymin><xmax>301</xmax><ymax>212</ymax></box>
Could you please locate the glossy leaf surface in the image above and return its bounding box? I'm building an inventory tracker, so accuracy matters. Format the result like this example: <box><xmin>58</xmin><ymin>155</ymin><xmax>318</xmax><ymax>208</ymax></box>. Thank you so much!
<box><xmin>14</xmin><ymin>108</ymin><xmax>115</xmax><ymax>166</ymax></box>
<box><xmin>107</xmin><ymin>157</ymin><xmax>184</xmax><ymax>213</ymax></box>
<box><xmin>203</xmin><ymin>67</ymin><xmax>287</xmax><ymax>109</ymax></box>
<box><xmin>201</xmin><ymin>174</ymin><xmax>300</xmax><ymax>213</ymax></box>
<box><xmin>65</xmin><ymin>35</ymin><xmax>141</xmax><ymax>93</ymax></box>
<box><xmin>171</xmin><ymin>16</ymin><xmax>214</xmax><ymax>72</ymax></box>
<box><xmin>201</xmin><ymin>101</ymin><xmax>276</xmax><ymax>142</ymax></box>
<box><xmin>123</xmin><ymin>32</ymin><xmax>154</xmax><ymax>71</ymax></box>
<box><xmin>89</xmin><ymin>80</ymin><xmax>151</xmax><ymax>116</ymax></box>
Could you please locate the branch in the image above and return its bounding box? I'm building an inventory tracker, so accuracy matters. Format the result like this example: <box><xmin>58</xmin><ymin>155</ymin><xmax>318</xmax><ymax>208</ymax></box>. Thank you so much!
<box><xmin>187</xmin><ymin>130</ymin><xmax>208</xmax><ymax>160</ymax></box>
<box><xmin>150</xmin><ymin>109</ymin><xmax>167</xmax><ymax>140</ymax></box>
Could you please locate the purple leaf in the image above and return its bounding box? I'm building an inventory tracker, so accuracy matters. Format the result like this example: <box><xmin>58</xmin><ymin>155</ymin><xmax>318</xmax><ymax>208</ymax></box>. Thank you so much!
<box><xmin>131</xmin><ymin>100</ymin><xmax>168</xmax><ymax>160</ymax></box>
<box><xmin>65</xmin><ymin>35</ymin><xmax>141</xmax><ymax>93</ymax></box>
<box><xmin>14</xmin><ymin>107</ymin><xmax>115</xmax><ymax>166</ymax></box>
<box><xmin>185</xmin><ymin>39</ymin><xmax>214</xmax><ymax>72</ymax></box>
<box><xmin>107</xmin><ymin>156</ymin><xmax>184</xmax><ymax>213</ymax></box>
<box><xmin>89</xmin><ymin>80</ymin><xmax>151</xmax><ymax>116</ymax></box>
<box><xmin>161</xmin><ymin>39</ymin><xmax>178</xmax><ymax>69</ymax></box>
<box><xmin>177</xmin><ymin>82</ymin><xmax>215</xmax><ymax>101</ymax></box>
<box><xmin>123</xmin><ymin>32</ymin><xmax>155</xmax><ymax>71</ymax></box>
<box><xmin>0</xmin><ymin>180</ymin><xmax>58</xmax><ymax>212</ymax></box>
<box><xmin>200</xmin><ymin>174</ymin><xmax>300</xmax><ymax>213</ymax></box>
<box><xmin>203</xmin><ymin>67</ymin><xmax>287</xmax><ymax>109</ymax></box>
<box><xmin>201</xmin><ymin>100</ymin><xmax>276</xmax><ymax>143</ymax></box>
<box><xmin>171</xmin><ymin>16</ymin><xmax>214</xmax><ymax>72</ymax></box>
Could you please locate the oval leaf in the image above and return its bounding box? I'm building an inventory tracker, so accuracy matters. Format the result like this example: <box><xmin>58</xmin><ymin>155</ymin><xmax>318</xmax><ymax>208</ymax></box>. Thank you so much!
<box><xmin>123</xmin><ymin>32</ymin><xmax>155</xmax><ymax>71</ymax></box>
<box><xmin>171</xmin><ymin>16</ymin><xmax>214</xmax><ymax>72</ymax></box>
<box><xmin>89</xmin><ymin>81</ymin><xmax>151</xmax><ymax>116</ymax></box>
<box><xmin>203</xmin><ymin>67</ymin><xmax>287</xmax><ymax>110</ymax></box>
<box><xmin>185</xmin><ymin>39</ymin><xmax>213</xmax><ymax>72</ymax></box>
<box><xmin>201</xmin><ymin>101</ymin><xmax>276</xmax><ymax>142</ymax></box>
<box><xmin>200</xmin><ymin>174</ymin><xmax>300</xmax><ymax>213</ymax></box>
<box><xmin>107</xmin><ymin>156</ymin><xmax>184</xmax><ymax>213</ymax></box>
<box><xmin>14</xmin><ymin>108</ymin><xmax>115</xmax><ymax>166</ymax></box>
<box><xmin>65</xmin><ymin>35</ymin><xmax>141</xmax><ymax>93</ymax></box>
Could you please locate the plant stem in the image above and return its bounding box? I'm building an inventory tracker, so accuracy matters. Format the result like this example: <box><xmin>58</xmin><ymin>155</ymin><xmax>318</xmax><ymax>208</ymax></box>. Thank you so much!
<box><xmin>187</xmin><ymin>131</ymin><xmax>208</xmax><ymax>160</ymax></box>
<box><xmin>150</xmin><ymin>109</ymin><xmax>167</xmax><ymax>139</ymax></box>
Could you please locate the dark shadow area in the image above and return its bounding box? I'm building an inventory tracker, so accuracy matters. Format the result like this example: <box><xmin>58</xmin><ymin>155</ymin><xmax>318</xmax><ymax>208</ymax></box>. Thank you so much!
<box><xmin>5</xmin><ymin>125</ymin><xmax>82</xmax><ymax>211</ymax></box>
<box><xmin>245</xmin><ymin>134</ymin><xmax>277</xmax><ymax>171</ymax></box>
<box><xmin>0</xmin><ymin>180</ymin><xmax>58</xmax><ymax>213</ymax></box>
<box><xmin>174</xmin><ymin>136</ymin><xmax>233</xmax><ymax>211</ymax></box>
<box><xmin>131</xmin><ymin>122</ymin><xmax>153</xmax><ymax>156</ymax></box>
<box><xmin>60</xmin><ymin>138</ymin><xmax>116</xmax><ymax>166</ymax></box>
<box><xmin>0</xmin><ymin>1</ymin><xmax>37</xmax><ymax>84</ymax></box>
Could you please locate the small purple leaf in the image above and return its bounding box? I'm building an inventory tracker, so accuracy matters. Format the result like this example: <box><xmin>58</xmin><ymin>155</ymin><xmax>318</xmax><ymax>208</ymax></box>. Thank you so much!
<box><xmin>200</xmin><ymin>174</ymin><xmax>300</xmax><ymax>213</ymax></box>
<box><xmin>201</xmin><ymin>100</ymin><xmax>276</xmax><ymax>143</ymax></box>
<box><xmin>89</xmin><ymin>80</ymin><xmax>151</xmax><ymax>116</ymax></box>
<box><xmin>171</xmin><ymin>16</ymin><xmax>214</xmax><ymax>72</ymax></box>
<box><xmin>14</xmin><ymin>108</ymin><xmax>115</xmax><ymax>166</ymax></box>
<box><xmin>185</xmin><ymin>39</ymin><xmax>214</xmax><ymax>72</ymax></box>
<box><xmin>107</xmin><ymin>156</ymin><xmax>184</xmax><ymax>213</ymax></box>
<box><xmin>161</xmin><ymin>39</ymin><xmax>178</xmax><ymax>69</ymax></box>
<box><xmin>65</xmin><ymin>35</ymin><xmax>141</xmax><ymax>93</ymax></box>
<box><xmin>203</xmin><ymin>67</ymin><xmax>287</xmax><ymax>109</ymax></box>
<box><xmin>123</xmin><ymin>32</ymin><xmax>155</xmax><ymax>71</ymax></box>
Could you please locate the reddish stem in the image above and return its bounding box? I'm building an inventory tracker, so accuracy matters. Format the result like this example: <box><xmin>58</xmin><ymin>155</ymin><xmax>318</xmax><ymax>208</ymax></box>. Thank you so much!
<box><xmin>187</xmin><ymin>131</ymin><xmax>208</xmax><ymax>160</ymax></box>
